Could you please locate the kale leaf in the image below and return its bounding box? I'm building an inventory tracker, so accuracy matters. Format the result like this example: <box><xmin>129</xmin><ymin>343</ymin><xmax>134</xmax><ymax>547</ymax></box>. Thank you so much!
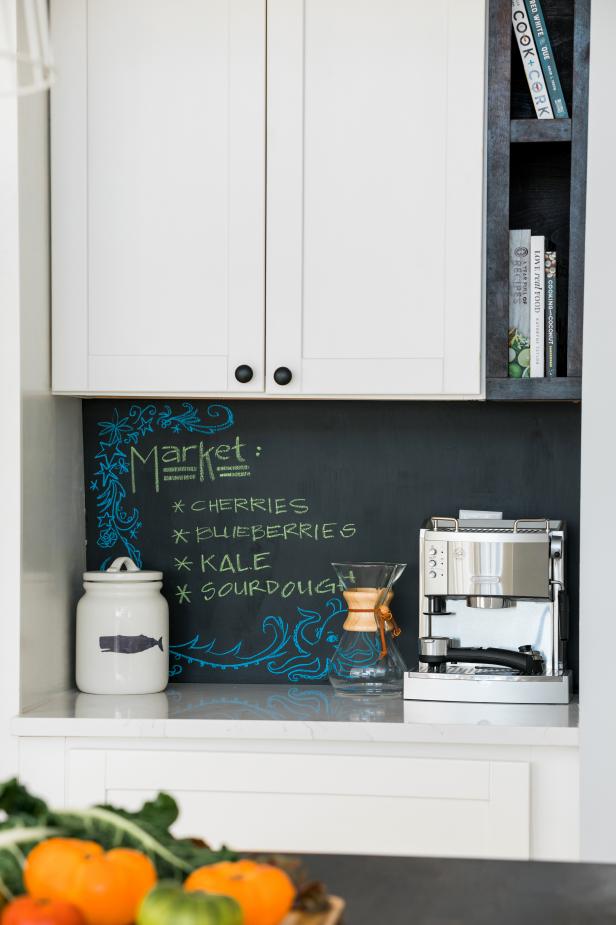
<box><xmin>0</xmin><ymin>779</ymin><xmax>235</xmax><ymax>896</ymax></box>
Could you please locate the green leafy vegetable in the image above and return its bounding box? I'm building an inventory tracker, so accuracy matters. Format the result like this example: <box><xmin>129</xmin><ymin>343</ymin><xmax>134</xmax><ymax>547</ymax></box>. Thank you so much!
<box><xmin>57</xmin><ymin>802</ymin><xmax>235</xmax><ymax>878</ymax></box>
<box><xmin>0</xmin><ymin>779</ymin><xmax>235</xmax><ymax>897</ymax></box>
<box><xmin>0</xmin><ymin>825</ymin><xmax>59</xmax><ymax>900</ymax></box>
<box><xmin>0</xmin><ymin>779</ymin><xmax>49</xmax><ymax>820</ymax></box>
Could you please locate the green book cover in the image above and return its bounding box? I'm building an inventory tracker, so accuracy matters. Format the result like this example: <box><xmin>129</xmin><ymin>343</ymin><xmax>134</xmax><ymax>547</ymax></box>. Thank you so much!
<box><xmin>509</xmin><ymin>229</ymin><xmax>532</xmax><ymax>378</ymax></box>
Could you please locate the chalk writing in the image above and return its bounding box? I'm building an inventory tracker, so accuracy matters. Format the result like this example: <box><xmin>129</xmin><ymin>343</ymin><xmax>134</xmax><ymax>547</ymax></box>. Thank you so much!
<box><xmin>163</xmin><ymin>465</ymin><xmax>197</xmax><ymax>482</ymax></box>
<box><xmin>91</xmin><ymin>403</ymin><xmax>234</xmax><ymax>566</ymax></box>
<box><xmin>190</xmin><ymin>497</ymin><xmax>309</xmax><ymax>514</ymax></box>
<box><xmin>173</xmin><ymin>557</ymin><xmax>193</xmax><ymax>572</ymax></box>
<box><xmin>131</xmin><ymin>436</ymin><xmax>251</xmax><ymax>491</ymax></box>
<box><xmin>87</xmin><ymin>401</ymin><xmax>357</xmax><ymax>683</ymax></box>
<box><xmin>200</xmin><ymin>552</ymin><xmax>272</xmax><ymax>574</ymax></box>
<box><xmin>191</xmin><ymin>523</ymin><xmax>356</xmax><ymax>542</ymax></box>
<box><xmin>175</xmin><ymin>585</ymin><xmax>191</xmax><ymax>604</ymax></box>
<box><xmin>199</xmin><ymin>577</ymin><xmax>340</xmax><ymax>601</ymax></box>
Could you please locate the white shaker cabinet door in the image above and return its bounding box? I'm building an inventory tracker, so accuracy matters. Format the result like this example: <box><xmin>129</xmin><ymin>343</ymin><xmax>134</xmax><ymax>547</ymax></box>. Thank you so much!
<box><xmin>51</xmin><ymin>0</ymin><xmax>265</xmax><ymax>394</ymax></box>
<box><xmin>266</xmin><ymin>0</ymin><xmax>486</xmax><ymax>397</ymax></box>
<box><xmin>61</xmin><ymin>749</ymin><xmax>530</xmax><ymax>860</ymax></box>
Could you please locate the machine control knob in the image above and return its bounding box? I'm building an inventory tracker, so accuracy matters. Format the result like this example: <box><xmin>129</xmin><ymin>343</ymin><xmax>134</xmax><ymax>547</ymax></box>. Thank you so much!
<box><xmin>429</xmin><ymin>547</ymin><xmax>438</xmax><ymax>556</ymax></box>
<box><xmin>428</xmin><ymin>570</ymin><xmax>437</xmax><ymax>579</ymax></box>
<box><xmin>428</xmin><ymin>559</ymin><xmax>437</xmax><ymax>568</ymax></box>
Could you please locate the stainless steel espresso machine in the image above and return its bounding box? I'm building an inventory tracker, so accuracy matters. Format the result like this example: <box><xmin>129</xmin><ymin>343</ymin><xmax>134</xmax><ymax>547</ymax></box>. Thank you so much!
<box><xmin>404</xmin><ymin>516</ymin><xmax>571</xmax><ymax>704</ymax></box>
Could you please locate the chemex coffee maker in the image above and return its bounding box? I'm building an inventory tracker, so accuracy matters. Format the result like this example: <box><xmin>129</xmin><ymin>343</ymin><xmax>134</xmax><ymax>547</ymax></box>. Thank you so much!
<box><xmin>404</xmin><ymin>515</ymin><xmax>571</xmax><ymax>704</ymax></box>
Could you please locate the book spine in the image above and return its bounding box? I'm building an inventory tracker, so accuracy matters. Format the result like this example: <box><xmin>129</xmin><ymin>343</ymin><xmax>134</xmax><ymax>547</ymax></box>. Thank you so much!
<box><xmin>524</xmin><ymin>0</ymin><xmax>569</xmax><ymax>117</ymax></box>
<box><xmin>511</xmin><ymin>0</ymin><xmax>554</xmax><ymax>118</ymax></box>
<box><xmin>530</xmin><ymin>235</ymin><xmax>545</xmax><ymax>377</ymax></box>
<box><xmin>508</xmin><ymin>229</ymin><xmax>532</xmax><ymax>379</ymax></box>
<box><xmin>545</xmin><ymin>250</ymin><xmax>558</xmax><ymax>377</ymax></box>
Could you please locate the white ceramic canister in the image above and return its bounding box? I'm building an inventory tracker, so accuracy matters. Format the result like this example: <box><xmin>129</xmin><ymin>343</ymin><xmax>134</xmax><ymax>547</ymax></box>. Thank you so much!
<box><xmin>76</xmin><ymin>557</ymin><xmax>169</xmax><ymax>694</ymax></box>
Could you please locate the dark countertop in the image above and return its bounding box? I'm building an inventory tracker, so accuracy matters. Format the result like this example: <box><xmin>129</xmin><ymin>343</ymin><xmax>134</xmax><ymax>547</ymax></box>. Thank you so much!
<box><xmin>301</xmin><ymin>854</ymin><xmax>616</xmax><ymax>924</ymax></box>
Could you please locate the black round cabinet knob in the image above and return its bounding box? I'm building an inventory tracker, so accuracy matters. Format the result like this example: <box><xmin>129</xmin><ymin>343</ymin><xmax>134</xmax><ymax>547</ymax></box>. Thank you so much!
<box><xmin>234</xmin><ymin>364</ymin><xmax>253</xmax><ymax>384</ymax></box>
<box><xmin>274</xmin><ymin>366</ymin><xmax>293</xmax><ymax>386</ymax></box>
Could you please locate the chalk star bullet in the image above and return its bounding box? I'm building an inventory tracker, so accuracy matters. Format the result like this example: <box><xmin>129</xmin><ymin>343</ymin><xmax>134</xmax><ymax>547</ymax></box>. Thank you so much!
<box><xmin>175</xmin><ymin>584</ymin><xmax>191</xmax><ymax>604</ymax></box>
<box><xmin>173</xmin><ymin>556</ymin><xmax>193</xmax><ymax>572</ymax></box>
<box><xmin>172</xmin><ymin>528</ymin><xmax>190</xmax><ymax>544</ymax></box>
<box><xmin>172</xmin><ymin>500</ymin><xmax>185</xmax><ymax>513</ymax></box>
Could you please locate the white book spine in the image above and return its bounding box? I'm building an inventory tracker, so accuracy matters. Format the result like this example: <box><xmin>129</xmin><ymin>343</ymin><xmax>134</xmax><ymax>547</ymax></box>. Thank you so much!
<box><xmin>511</xmin><ymin>0</ymin><xmax>554</xmax><ymax>119</ymax></box>
<box><xmin>530</xmin><ymin>235</ymin><xmax>545</xmax><ymax>377</ymax></box>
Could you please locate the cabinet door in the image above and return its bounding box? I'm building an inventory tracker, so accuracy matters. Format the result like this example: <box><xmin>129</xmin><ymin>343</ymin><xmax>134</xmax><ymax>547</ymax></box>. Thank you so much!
<box><xmin>64</xmin><ymin>748</ymin><xmax>530</xmax><ymax>860</ymax></box>
<box><xmin>51</xmin><ymin>0</ymin><xmax>265</xmax><ymax>394</ymax></box>
<box><xmin>266</xmin><ymin>0</ymin><xmax>486</xmax><ymax>397</ymax></box>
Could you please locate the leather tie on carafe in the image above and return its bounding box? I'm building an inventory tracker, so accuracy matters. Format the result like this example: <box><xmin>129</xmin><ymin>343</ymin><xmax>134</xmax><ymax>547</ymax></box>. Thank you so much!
<box><xmin>342</xmin><ymin>588</ymin><xmax>402</xmax><ymax>659</ymax></box>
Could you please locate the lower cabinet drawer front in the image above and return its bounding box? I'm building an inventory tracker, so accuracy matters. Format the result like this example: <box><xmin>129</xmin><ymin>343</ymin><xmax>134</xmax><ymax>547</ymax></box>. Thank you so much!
<box><xmin>71</xmin><ymin>750</ymin><xmax>530</xmax><ymax>861</ymax></box>
<box><xmin>107</xmin><ymin>786</ymin><xmax>524</xmax><ymax>859</ymax></box>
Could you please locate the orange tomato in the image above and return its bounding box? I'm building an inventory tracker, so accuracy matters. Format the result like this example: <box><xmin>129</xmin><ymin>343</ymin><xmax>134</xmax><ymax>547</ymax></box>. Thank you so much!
<box><xmin>24</xmin><ymin>838</ymin><xmax>157</xmax><ymax>925</ymax></box>
<box><xmin>24</xmin><ymin>840</ymin><xmax>102</xmax><ymax>905</ymax></box>
<box><xmin>1</xmin><ymin>895</ymin><xmax>86</xmax><ymax>925</ymax></box>
<box><xmin>185</xmin><ymin>859</ymin><xmax>296</xmax><ymax>925</ymax></box>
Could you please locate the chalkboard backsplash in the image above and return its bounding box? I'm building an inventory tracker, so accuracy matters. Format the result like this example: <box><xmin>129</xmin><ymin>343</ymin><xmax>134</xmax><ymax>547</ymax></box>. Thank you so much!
<box><xmin>83</xmin><ymin>400</ymin><xmax>581</xmax><ymax>686</ymax></box>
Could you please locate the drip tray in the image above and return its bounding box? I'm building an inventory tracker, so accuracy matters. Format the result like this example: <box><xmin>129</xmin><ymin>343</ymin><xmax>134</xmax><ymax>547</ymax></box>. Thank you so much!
<box><xmin>404</xmin><ymin>669</ymin><xmax>572</xmax><ymax>704</ymax></box>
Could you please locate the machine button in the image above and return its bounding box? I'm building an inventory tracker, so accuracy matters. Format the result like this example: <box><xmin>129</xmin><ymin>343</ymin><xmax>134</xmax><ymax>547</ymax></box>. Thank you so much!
<box><xmin>428</xmin><ymin>570</ymin><xmax>437</xmax><ymax>579</ymax></box>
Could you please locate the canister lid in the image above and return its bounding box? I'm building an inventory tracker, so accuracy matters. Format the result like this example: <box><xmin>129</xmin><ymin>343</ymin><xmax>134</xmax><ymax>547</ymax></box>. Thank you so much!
<box><xmin>83</xmin><ymin>556</ymin><xmax>163</xmax><ymax>582</ymax></box>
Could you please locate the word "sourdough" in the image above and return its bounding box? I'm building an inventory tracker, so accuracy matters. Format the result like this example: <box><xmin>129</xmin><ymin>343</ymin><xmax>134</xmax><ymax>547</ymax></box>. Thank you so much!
<box><xmin>200</xmin><ymin>577</ymin><xmax>341</xmax><ymax>600</ymax></box>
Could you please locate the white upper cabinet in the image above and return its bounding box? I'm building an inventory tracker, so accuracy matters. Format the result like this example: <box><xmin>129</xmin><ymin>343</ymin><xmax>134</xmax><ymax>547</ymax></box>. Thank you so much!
<box><xmin>51</xmin><ymin>0</ymin><xmax>486</xmax><ymax>398</ymax></box>
<box><xmin>266</xmin><ymin>0</ymin><xmax>486</xmax><ymax>397</ymax></box>
<box><xmin>51</xmin><ymin>0</ymin><xmax>266</xmax><ymax>394</ymax></box>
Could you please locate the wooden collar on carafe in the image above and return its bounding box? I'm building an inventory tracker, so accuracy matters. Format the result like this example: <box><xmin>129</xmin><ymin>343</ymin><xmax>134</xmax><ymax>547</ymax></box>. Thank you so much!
<box><xmin>342</xmin><ymin>588</ymin><xmax>402</xmax><ymax>657</ymax></box>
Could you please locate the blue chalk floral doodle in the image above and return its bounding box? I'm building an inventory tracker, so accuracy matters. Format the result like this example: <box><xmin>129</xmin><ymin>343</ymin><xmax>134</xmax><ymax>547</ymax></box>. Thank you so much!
<box><xmin>91</xmin><ymin>402</ymin><xmax>234</xmax><ymax>567</ymax></box>
<box><xmin>89</xmin><ymin>402</ymin><xmax>347</xmax><ymax>682</ymax></box>
<box><xmin>168</xmin><ymin>597</ymin><xmax>346</xmax><ymax>682</ymax></box>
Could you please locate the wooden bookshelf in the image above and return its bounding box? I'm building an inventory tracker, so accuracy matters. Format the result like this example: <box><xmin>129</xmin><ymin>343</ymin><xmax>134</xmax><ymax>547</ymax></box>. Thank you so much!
<box><xmin>486</xmin><ymin>0</ymin><xmax>590</xmax><ymax>401</ymax></box>
<box><xmin>486</xmin><ymin>376</ymin><xmax>581</xmax><ymax>400</ymax></box>
<box><xmin>510</xmin><ymin>118</ymin><xmax>572</xmax><ymax>142</ymax></box>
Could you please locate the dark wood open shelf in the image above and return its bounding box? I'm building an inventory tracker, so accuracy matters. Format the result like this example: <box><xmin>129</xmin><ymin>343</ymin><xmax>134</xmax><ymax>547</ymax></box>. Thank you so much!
<box><xmin>510</xmin><ymin>118</ymin><xmax>572</xmax><ymax>143</ymax></box>
<box><xmin>486</xmin><ymin>0</ymin><xmax>589</xmax><ymax>402</ymax></box>
<box><xmin>486</xmin><ymin>377</ymin><xmax>581</xmax><ymax>401</ymax></box>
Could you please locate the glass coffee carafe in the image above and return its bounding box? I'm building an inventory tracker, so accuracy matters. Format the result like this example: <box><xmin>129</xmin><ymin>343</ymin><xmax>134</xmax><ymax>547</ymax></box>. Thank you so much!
<box><xmin>328</xmin><ymin>562</ymin><xmax>407</xmax><ymax>697</ymax></box>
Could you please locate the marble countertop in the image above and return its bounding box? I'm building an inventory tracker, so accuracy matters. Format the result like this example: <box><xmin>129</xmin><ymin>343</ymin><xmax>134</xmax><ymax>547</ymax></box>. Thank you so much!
<box><xmin>13</xmin><ymin>683</ymin><xmax>579</xmax><ymax>746</ymax></box>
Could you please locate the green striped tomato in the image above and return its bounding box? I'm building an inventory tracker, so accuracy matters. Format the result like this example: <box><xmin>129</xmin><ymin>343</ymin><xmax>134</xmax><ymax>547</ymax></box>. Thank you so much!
<box><xmin>137</xmin><ymin>883</ymin><xmax>243</xmax><ymax>925</ymax></box>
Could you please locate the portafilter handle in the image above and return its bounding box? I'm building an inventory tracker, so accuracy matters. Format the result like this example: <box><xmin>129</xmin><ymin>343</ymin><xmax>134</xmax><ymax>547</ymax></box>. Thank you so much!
<box><xmin>418</xmin><ymin>637</ymin><xmax>543</xmax><ymax>675</ymax></box>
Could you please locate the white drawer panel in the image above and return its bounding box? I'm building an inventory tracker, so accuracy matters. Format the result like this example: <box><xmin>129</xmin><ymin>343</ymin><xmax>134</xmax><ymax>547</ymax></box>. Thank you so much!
<box><xmin>108</xmin><ymin>788</ymin><xmax>505</xmax><ymax>859</ymax></box>
<box><xmin>105</xmin><ymin>750</ymin><xmax>490</xmax><ymax>801</ymax></box>
<box><xmin>67</xmin><ymin>749</ymin><xmax>530</xmax><ymax>860</ymax></box>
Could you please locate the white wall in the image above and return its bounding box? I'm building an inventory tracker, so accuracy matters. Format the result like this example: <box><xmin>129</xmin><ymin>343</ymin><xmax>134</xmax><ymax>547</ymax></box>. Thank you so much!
<box><xmin>0</xmin><ymin>33</ymin><xmax>22</xmax><ymax>778</ymax></box>
<box><xmin>0</xmin><ymin>3</ymin><xmax>85</xmax><ymax>779</ymax></box>
<box><xmin>18</xmin><ymin>87</ymin><xmax>85</xmax><ymax>713</ymax></box>
<box><xmin>579</xmin><ymin>0</ymin><xmax>616</xmax><ymax>863</ymax></box>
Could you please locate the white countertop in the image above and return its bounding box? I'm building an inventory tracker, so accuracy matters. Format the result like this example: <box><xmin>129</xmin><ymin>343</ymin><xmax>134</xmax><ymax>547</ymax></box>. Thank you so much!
<box><xmin>12</xmin><ymin>683</ymin><xmax>579</xmax><ymax>746</ymax></box>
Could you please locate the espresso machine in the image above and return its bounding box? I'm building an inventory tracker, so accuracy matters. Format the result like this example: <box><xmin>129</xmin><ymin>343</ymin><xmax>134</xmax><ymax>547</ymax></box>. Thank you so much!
<box><xmin>404</xmin><ymin>516</ymin><xmax>571</xmax><ymax>704</ymax></box>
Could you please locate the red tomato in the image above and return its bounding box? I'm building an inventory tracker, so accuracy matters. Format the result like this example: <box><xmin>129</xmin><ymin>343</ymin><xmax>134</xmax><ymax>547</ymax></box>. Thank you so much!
<box><xmin>1</xmin><ymin>896</ymin><xmax>86</xmax><ymax>925</ymax></box>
